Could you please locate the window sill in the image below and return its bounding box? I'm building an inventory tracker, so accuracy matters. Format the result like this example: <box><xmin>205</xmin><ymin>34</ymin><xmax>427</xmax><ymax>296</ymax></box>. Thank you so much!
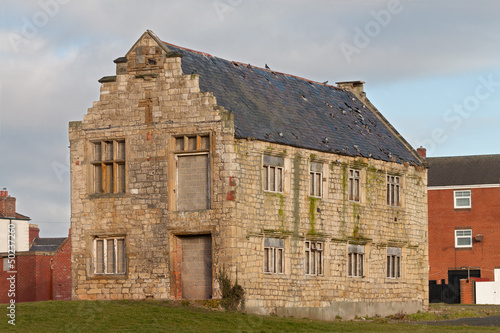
<box><xmin>89</xmin><ymin>193</ymin><xmax>126</xmax><ymax>199</ymax></box>
<box><xmin>385</xmin><ymin>278</ymin><xmax>402</xmax><ymax>283</ymax></box>
<box><xmin>455</xmin><ymin>247</ymin><xmax>473</xmax><ymax>251</ymax></box>
<box><xmin>90</xmin><ymin>274</ymin><xmax>128</xmax><ymax>280</ymax></box>
<box><xmin>454</xmin><ymin>208</ymin><xmax>472</xmax><ymax>211</ymax></box>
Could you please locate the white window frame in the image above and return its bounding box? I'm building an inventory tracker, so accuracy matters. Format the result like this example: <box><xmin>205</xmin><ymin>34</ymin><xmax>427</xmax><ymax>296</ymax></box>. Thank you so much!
<box><xmin>305</xmin><ymin>241</ymin><xmax>323</xmax><ymax>276</ymax></box>
<box><xmin>94</xmin><ymin>237</ymin><xmax>126</xmax><ymax>275</ymax></box>
<box><xmin>347</xmin><ymin>244</ymin><xmax>365</xmax><ymax>277</ymax></box>
<box><xmin>455</xmin><ymin>229</ymin><xmax>472</xmax><ymax>248</ymax></box>
<box><xmin>349</xmin><ymin>169</ymin><xmax>361</xmax><ymax>202</ymax></box>
<box><xmin>387</xmin><ymin>175</ymin><xmax>401</xmax><ymax>207</ymax></box>
<box><xmin>309</xmin><ymin>163</ymin><xmax>323</xmax><ymax>198</ymax></box>
<box><xmin>386</xmin><ymin>247</ymin><xmax>402</xmax><ymax>279</ymax></box>
<box><xmin>263</xmin><ymin>155</ymin><xmax>284</xmax><ymax>193</ymax></box>
<box><xmin>264</xmin><ymin>238</ymin><xmax>285</xmax><ymax>274</ymax></box>
<box><xmin>454</xmin><ymin>190</ymin><xmax>471</xmax><ymax>209</ymax></box>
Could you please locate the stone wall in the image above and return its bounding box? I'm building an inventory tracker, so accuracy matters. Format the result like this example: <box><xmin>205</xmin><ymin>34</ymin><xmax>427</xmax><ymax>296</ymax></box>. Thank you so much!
<box><xmin>222</xmin><ymin>139</ymin><xmax>428</xmax><ymax>319</ymax></box>
<box><xmin>70</xmin><ymin>31</ymin><xmax>428</xmax><ymax>319</ymax></box>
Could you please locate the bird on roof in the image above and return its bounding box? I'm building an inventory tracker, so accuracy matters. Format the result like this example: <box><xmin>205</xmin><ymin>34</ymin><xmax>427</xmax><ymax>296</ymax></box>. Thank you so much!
<box><xmin>265</xmin><ymin>64</ymin><xmax>270</xmax><ymax>69</ymax></box>
<box><xmin>247</xmin><ymin>64</ymin><xmax>252</xmax><ymax>69</ymax></box>
<box><xmin>322</xmin><ymin>80</ymin><xmax>328</xmax><ymax>84</ymax></box>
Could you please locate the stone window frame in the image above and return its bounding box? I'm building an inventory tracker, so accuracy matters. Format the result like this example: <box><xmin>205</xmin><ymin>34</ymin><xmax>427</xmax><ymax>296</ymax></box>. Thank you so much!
<box><xmin>386</xmin><ymin>174</ymin><xmax>401</xmax><ymax>207</ymax></box>
<box><xmin>263</xmin><ymin>237</ymin><xmax>285</xmax><ymax>274</ymax></box>
<box><xmin>263</xmin><ymin>155</ymin><xmax>284</xmax><ymax>194</ymax></box>
<box><xmin>93</xmin><ymin>236</ymin><xmax>127</xmax><ymax>275</ymax></box>
<box><xmin>348</xmin><ymin>168</ymin><xmax>361</xmax><ymax>202</ymax></box>
<box><xmin>455</xmin><ymin>229</ymin><xmax>472</xmax><ymax>248</ymax></box>
<box><xmin>454</xmin><ymin>190</ymin><xmax>471</xmax><ymax>209</ymax></box>
<box><xmin>171</xmin><ymin>133</ymin><xmax>212</xmax><ymax>212</ymax></box>
<box><xmin>304</xmin><ymin>240</ymin><xmax>323</xmax><ymax>276</ymax></box>
<box><xmin>309</xmin><ymin>162</ymin><xmax>323</xmax><ymax>198</ymax></box>
<box><xmin>386</xmin><ymin>247</ymin><xmax>402</xmax><ymax>279</ymax></box>
<box><xmin>347</xmin><ymin>244</ymin><xmax>365</xmax><ymax>278</ymax></box>
<box><xmin>89</xmin><ymin>139</ymin><xmax>126</xmax><ymax>194</ymax></box>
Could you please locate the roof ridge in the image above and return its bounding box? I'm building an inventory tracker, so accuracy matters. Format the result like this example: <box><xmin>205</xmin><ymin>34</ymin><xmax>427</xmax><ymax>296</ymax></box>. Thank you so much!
<box><xmin>160</xmin><ymin>40</ymin><xmax>341</xmax><ymax>90</ymax></box>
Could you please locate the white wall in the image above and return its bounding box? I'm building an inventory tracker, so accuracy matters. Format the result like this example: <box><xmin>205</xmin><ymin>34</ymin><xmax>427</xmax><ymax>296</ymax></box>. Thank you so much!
<box><xmin>0</xmin><ymin>219</ymin><xmax>29</xmax><ymax>253</ymax></box>
<box><xmin>476</xmin><ymin>269</ymin><xmax>500</xmax><ymax>305</ymax></box>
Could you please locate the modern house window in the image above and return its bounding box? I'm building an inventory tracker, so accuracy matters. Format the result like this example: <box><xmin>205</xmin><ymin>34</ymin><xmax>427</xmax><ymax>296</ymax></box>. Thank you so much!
<box><xmin>264</xmin><ymin>237</ymin><xmax>284</xmax><ymax>274</ymax></box>
<box><xmin>91</xmin><ymin>140</ymin><xmax>126</xmax><ymax>194</ymax></box>
<box><xmin>305</xmin><ymin>241</ymin><xmax>323</xmax><ymax>275</ymax></box>
<box><xmin>309</xmin><ymin>162</ymin><xmax>322</xmax><ymax>197</ymax></box>
<box><xmin>387</xmin><ymin>247</ymin><xmax>402</xmax><ymax>279</ymax></box>
<box><xmin>454</xmin><ymin>190</ymin><xmax>471</xmax><ymax>209</ymax></box>
<box><xmin>387</xmin><ymin>175</ymin><xmax>401</xmax><ymax>206</ymax></box>
<box><xmin>455</xmin><ymin>229</ymin><xmax>472</xmax><ymax>248</ymax></box>
<box><xmin>94</xmin><ymin>237</ymin><xmax>126</xmax><ymax>275</ymax></box>
<box><xmin>174</xmin><ymin>134</ymin><xmax>210</xmax><ymax>211</ymax></box>
<box><xmin>3</xmin><ymin>257</ymin><xmax>10</xmax><ymax>271</ymax></box>
<box><xmin>263</xmin><ymin>155</ymin><xmax>284</xmax><ymax>193</ymax></box>
<box><xmin>348</xmin><ymin>244</ymin><xmax>364</xmax><ymax>277</ymax></box>
<box><xmin>349</xmin><ymin>169</ymin><xmax>361</xmax><ymax>202</ymax></box>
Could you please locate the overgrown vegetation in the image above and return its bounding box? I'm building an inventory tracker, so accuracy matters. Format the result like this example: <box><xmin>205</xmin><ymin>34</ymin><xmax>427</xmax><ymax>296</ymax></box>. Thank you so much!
<box><xmin>217</xmin><ymin>269</ymin><xmax>245</xmax><ymax>311</ymax></box>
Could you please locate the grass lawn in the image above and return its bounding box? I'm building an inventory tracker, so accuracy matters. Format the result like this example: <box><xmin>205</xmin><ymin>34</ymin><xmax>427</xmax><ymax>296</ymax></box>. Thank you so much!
<box><xmin>0</xmin><ymin>300</ymin><xmax>499</xmax><ymax>332</ymax></box>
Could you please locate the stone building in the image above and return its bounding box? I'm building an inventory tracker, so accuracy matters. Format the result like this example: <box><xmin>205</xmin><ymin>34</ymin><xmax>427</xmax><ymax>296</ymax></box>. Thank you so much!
<box><xmin>70</xmin><ymin>30</ymin><xmax>428</xmax><ymax>319</ymax></box>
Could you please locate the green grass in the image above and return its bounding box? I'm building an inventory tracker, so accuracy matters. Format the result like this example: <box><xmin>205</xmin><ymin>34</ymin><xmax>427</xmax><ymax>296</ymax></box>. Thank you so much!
<box><xmin>0</xmin><ymin>300</ymin><xmax>498</xmax><ymax>332</ymax></box>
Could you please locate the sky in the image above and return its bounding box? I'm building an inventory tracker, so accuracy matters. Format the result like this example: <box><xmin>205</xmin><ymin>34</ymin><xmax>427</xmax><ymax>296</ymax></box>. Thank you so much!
<box><xmin>1</xmin><ymin>0</ymin><xmax>499</xmax><ymax>237</ymax></box>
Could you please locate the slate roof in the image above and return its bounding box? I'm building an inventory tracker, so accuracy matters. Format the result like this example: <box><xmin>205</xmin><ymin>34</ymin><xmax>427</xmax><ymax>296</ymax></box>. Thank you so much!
<box><xmin>0</xmin><ymin>213</ymin><xmax>30</xmax><ymax>220</ymax></box>
<box><xmin>427</xmin><ymin>155</ymin><xmax>500</xmax><ymax>186</ymax></box>
<box><xmin>160</xmin><ymin>39</ymin><xmax>423</xmax><ymax>166</ymax></box>
<box><xmin>29</xmin><ymin>237</ymin><xmax>67</xmax><ymax>252</ymax></box>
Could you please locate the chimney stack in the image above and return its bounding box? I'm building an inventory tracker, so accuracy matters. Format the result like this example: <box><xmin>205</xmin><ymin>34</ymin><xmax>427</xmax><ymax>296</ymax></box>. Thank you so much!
<box><xmin>29</xmin><ymin>224</ymin><xmax>40</xmax><ymax>243</ymax></box>
<box><xmin>0</xmin><ymin>188</ymin><xmax>16</xmax><ymax>218</ymax></box>
<box><xmin>417</xmin><ymin>146</ymin><xmax>427</xmax><ymax>158</ymax></box>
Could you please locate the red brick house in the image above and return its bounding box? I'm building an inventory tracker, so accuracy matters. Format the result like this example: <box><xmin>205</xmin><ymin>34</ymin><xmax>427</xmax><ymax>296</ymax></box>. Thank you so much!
<box><xmin>427</xmin><ymin>154</ymin><xmax>500</xmax><ymax>300</ymax></box>
<box><xmin>0</xmin><ymin>190</ymin><xmax>71</xmax><ymax>303</ymax></box>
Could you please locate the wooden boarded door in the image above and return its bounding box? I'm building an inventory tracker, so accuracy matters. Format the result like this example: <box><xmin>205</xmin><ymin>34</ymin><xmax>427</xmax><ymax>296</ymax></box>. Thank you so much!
<box><xmin>181</xmin><ymin>235</ymin><xmax>212</xmax><ymax>299</ymax></box>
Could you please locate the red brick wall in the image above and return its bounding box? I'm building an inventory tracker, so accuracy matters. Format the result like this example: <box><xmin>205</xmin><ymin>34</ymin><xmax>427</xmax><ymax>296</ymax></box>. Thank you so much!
<box><xmin>0</xmin><ymin>235</ymin><xmax>72</xmax><ymax>303</ymax></box>
<box><xmin>428</xmin><ymin>186</ymin><xmax>500</xmax><ymax>283</ymax></box>
<box><xmin>52</xmin><ymin>237</ymin><xmax>72</xmax><ymax>300</ymax></box>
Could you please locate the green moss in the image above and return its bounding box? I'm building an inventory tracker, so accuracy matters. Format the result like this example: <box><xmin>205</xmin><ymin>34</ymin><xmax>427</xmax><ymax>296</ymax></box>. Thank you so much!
<box><xmin>308</xmin><ymin>197</ymin><xmax>319</xmax><ymax>234</ymax></box>
<box><xmin>292</xmin><ymin>154</ymin><xmax>301</xmax><ymax>238</ymax></box>
<box><xmin>352</xmin><ymin>203</ymin><xmax>361</xmax><ymax>238</ymax></box>
<box><xmin>278</xmin><ymin>193</ymin><xmax>285</xmax><ymax>229</ymax></box>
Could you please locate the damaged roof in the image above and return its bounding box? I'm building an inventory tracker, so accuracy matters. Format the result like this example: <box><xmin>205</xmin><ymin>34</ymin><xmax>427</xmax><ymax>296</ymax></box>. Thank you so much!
<box><xmin>427</xmin><ymin>155</ymin><xmax>500</xmax><ymax>186</ymax></box>
<box><xmin>29</xmin><ymin>237</ymin><xmax>67</xmax><ymax>252</ymax></box>
<box><xmin>158</xmin><ymin>35</ymin><xmax>422</xmax><ymax>165</ymax></box>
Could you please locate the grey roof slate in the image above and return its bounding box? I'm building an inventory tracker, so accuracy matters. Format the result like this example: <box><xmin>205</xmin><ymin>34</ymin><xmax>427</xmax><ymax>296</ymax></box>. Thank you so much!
<box><xmin>161</xmin><ymin>41</ymin><xmax>422</xmax><ymax>166</ymax></box>
<box><xmin>427</xmin><ymin>155</ymin><xmax>500</xmax><ymax>186</ymax></box>
<box><xmin>29</xmin><ymin>237</ymin><xmax>66</xmax><ymax>252</ymax></box>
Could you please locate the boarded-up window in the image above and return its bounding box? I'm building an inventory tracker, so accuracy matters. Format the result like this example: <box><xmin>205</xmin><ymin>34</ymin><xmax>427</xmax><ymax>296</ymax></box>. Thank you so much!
<box><xmin>94</xmin><ymin>237</ymin><xmax>126</xmax><ymax>275</ymax></box>
<box><xmin>174</xmin><ymin>134</ymin><xmax>210</xmax><ymax>211</ymax></box>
